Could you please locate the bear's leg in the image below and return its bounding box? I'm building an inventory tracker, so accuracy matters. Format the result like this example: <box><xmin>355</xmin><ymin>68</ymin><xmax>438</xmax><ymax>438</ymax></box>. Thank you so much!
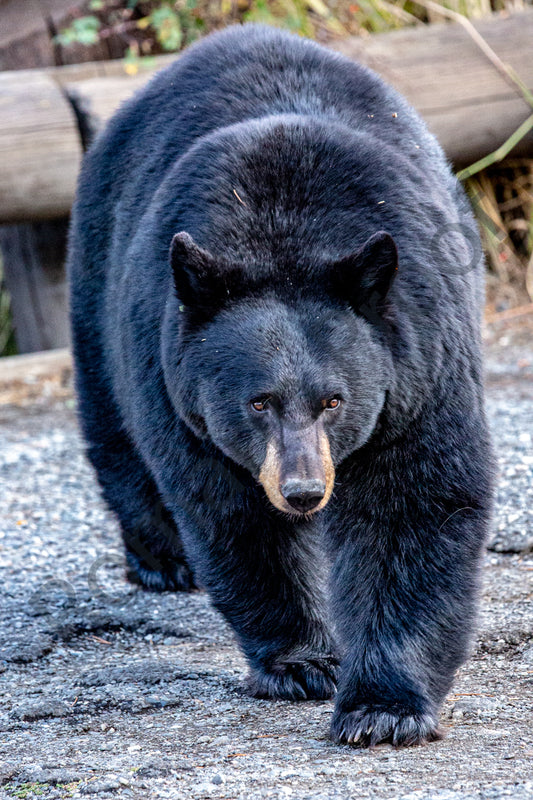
<box><xmin>327</xmin><ymin>421</ymin><xmax>493</xmax><ymax>747</ymax></box>
<box><xmin>218</xmin><ymin>521</ymin><xmax>339</xmax><ymax>702</ymax></box>
<box><xmin>88</xmin><ymin>429</ymin><xmax>196</xmax><ymax>592</ymax></box>
<box><xmin>170</xmin><ymin>479</ymin><xmax>339</xmax><ymax>699</ymax></box>
<box><xmin>75</xmin><ymin>372</ymin><xmax>196</xmax><ymax>592</ymax></box>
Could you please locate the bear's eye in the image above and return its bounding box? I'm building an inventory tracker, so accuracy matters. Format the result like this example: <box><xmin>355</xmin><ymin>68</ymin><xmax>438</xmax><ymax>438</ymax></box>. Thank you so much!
<box><xmin>251</xmin><ymin>397</ymin><xmax>270</xmax><ymax>413</ymax></box>
<box><xmin>323</xmin><ymin>397</ymin><xmax>342</xmax><ymax>411</ymax></box>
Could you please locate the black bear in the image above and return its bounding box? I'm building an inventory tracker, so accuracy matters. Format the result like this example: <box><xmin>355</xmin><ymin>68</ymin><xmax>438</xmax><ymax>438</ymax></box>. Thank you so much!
<box><xmin>68</xmin><ymin>24</ymin><xmax>494</xmax><ymax>747</ymax></box>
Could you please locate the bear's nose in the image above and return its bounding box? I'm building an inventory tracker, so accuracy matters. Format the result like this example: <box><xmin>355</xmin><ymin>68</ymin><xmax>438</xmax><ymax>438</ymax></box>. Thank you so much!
<box><xmin>281</xmin><ymin>479</ymin><xmax>326</xmax><ymax>513</ymax></box>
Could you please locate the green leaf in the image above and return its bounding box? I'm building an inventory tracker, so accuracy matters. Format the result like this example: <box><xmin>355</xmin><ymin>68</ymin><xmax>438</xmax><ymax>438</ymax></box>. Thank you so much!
<box><xmin>150</xmin><ymin>4</ymin><xmax>182</xmax><ymax>51</ymax></box>
<box><xmin>54</xmin><ymin>28</ymin><xmax>76</xmax><ymax>46</ymax></box>
<box><xmin>56</xmin><ymin>14</ymin><xmax>101</xmax><ymax>47</ymax></box>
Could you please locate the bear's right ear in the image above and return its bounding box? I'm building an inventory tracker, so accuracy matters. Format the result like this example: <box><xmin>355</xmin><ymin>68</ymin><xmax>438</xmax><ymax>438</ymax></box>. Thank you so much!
<box><xmin>329</xmin><ymin>231</ymin><xmax>398</xmax><ymax>320</ymax></box>
<box><xmin>170</xmin><ymin>232</ymin><xmax>221</xmax><ymax>314</ymax></box>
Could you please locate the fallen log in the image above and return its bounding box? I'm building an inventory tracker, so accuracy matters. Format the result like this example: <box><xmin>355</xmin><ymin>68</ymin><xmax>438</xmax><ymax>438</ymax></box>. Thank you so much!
<box><xmin>0</xmin><ymin>11</ymin><xmax>532</xmax><ymax>224</ymax></box>
<box><xmin>0</xmin><ymin>346</ymin><xmax>71</xmax><ymax>385</ymax></box>
<box><xmin>58</xmin><ymin>11</ymin><xmax>533</xmax><ymax>169</ymax></box>
<box><xmin>0</xmin><ymin>70</ymin><xmax>82</xmax><ymax>222</ymax></box>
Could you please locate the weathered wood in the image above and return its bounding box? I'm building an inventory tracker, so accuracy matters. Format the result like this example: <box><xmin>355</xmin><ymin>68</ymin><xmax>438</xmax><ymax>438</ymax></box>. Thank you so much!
<box><xmin>66</xmin><ymin>73</ymin><xmax>154</xmax><ymax>149</ymax></box>
<box><xmin>48</xmin><ymin>53</ymin><xmax>176</xmax><ymax>83</ymax></box>
<box><xmin>0</xmin><ymin>70</ymin><xmax>82</xmax><ymax>222</ymax></box>
<box><xmin>0</xmin><ymin>0</ymin><xmax>69</xmax><ymax>70</ymax></box>
<box><xmin>0</xmin><ymin>11</ymin><xmax>532</xmax><ymax>224</ymax></box>
<box><xmin>0</xmin><ymin>219</ymin><xmax>71</xmax><ymax>352</ymax></box>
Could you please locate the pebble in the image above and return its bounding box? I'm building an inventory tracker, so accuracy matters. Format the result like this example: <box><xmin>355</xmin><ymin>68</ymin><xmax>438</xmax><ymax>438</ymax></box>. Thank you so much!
<box><xmin>80</xmin><ymin>780</ymin><xmax>120</xmax><ymax>794</ymax></box>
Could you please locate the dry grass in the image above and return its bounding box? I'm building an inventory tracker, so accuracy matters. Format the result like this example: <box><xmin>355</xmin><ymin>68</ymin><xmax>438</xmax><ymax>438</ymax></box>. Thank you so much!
<box><xmin>466</xmin><ymin>160</ymin><xmax>533</xmax><ymax>312</ymax></box>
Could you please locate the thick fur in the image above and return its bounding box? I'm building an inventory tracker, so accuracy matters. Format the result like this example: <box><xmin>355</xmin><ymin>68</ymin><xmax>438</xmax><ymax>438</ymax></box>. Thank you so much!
<box><xmin>68</xmin><ymin>24</ymin><xmax>494</xmax><ymax>746</ymax></box>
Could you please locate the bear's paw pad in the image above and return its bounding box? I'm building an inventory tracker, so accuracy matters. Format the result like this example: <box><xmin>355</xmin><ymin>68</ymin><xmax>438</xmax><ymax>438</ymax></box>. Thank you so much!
<box><xmin>249</xmin><ymin>656</ymin><xmax>338</xmax><ymax>701</ymax></box>
<box><xmin>330</xmin><ymin>706</ymin><xmax>441</xmax><ymax>748</ymax></box>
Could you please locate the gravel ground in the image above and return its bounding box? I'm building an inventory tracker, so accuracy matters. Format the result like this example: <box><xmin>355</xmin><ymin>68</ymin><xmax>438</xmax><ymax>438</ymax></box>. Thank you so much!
<box><xmin>0</xmin><ymin>327</ymin><xmax>532</xmax><ymax>800</ymax></box>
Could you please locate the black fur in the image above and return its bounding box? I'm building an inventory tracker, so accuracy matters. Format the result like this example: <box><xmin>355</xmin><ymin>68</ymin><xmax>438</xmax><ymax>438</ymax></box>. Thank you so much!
<box><xmin>68</xmin><ymin>24</ymin><xmax>494</xmax><ymax>747</ymax></box>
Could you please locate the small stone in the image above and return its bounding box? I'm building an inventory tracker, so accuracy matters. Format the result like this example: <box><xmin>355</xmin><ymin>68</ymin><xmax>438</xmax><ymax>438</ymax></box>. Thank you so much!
<box><xmin>521</xmin><ymin>647</ymin><xmax>533</xmax><ymax>664</ymax></box>
<box><xmin>81</xmin><ymin>780</ymin><xmax>120</xmax><ymax>794</ymax></box>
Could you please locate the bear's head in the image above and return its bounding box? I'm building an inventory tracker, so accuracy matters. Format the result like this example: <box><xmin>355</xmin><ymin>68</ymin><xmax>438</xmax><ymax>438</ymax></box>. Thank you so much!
<box><xmin>162</xmin><ymin>231</ymin><xmax>398</xmax><ymax>516</ymax></box>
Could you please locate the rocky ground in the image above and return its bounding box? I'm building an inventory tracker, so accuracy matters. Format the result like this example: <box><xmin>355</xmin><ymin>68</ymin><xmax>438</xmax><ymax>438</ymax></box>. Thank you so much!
<box><xmin>0</xmin><ymin>319</ymin><xmax>531</xmax><ymax>800</ymax></box>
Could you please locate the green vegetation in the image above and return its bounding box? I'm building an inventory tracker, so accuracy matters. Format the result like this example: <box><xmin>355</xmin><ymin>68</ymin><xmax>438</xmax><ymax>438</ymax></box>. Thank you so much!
<box><xmin>4</xmin><ymin>784</ymin><xmax>48</xmax><ymax>799</ymax></box>
<box><xmin>4</xmin><ymin>781</ymin><xmax>81</xmax><ymax>798</ymax></box>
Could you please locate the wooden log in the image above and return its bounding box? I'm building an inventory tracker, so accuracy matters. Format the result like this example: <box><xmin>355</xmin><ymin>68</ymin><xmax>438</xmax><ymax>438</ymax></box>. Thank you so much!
<box><xmin>0</xmin><ymin>346</ymin><xmax>71</xmax><ymax>385</ymax></box>
<box><xmin>0</xmin><ymin>11</ymin><xmax>532</xmax><ymax>224</ymax></box>
<box><xmin>0</xmin><ymin>70</ymin><xmax>82</xmax><ymax>222</ymax></box>
<box><xmin>66</xmin><ymin>73</ymin><xmax>153</xmax><ymax>149</ymax></box>
<box><xmin>0</xmin><ymin>21</ymin><xmax>83</xmax><ymax>355</ymax></box>
<box><xmin>46</xmin><ymin>53</ymin><xmax>176</xmax><ymax>83</ymax></box>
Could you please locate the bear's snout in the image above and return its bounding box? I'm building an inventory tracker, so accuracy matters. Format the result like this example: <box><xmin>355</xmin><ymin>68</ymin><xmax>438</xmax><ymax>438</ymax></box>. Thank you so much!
<box><xmin>258</xmin><ymin>425</ymin><xmax>335</xmax><ymax>515</ymax></box>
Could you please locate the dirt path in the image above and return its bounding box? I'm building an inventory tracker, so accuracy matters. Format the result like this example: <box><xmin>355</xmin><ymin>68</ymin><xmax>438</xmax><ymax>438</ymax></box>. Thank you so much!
<box><xmin>0</xmin><ymin>327</ymin><xmax>532</xmax><ymax>800</ymax></box>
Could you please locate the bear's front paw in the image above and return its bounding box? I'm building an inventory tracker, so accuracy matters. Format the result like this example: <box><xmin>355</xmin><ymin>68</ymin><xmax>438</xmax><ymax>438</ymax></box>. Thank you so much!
<box><xmin>249</xmin><ymin>655</ymin><xmax>339</xmax><ymax>701</ymax></box>
<box><xmin>126</xmin><ymin>551</ymin><xmax>197</xmax><ymax>593</ymax></box>
<box><xmin>330</xmin><ymin>705</ymin><xmax>442</xmax><ymax>748</ymax></box>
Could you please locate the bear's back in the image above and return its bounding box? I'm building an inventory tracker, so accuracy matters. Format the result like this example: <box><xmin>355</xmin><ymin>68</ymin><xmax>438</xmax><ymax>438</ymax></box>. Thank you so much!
<box><xmin>74</xmin><ymin>24</ymin><xmax>449</xmax><ymax>251</ymax></box>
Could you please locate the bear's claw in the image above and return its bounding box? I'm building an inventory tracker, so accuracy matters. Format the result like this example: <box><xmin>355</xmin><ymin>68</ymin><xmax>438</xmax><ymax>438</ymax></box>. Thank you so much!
<box><xmin>248</xmin><ymin>656</ymin><xmax>339</xmax><ymax>701</ymax></box>
<box><xmin>330</xmin><ymin>705</ymin><xmax>442</xmax><ymax>748</ymax></box>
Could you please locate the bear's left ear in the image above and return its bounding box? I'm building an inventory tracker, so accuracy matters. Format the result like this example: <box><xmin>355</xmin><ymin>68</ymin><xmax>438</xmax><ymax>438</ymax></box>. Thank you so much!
<box><xmin>329</xmin><ymin>231</ymin><xmax>398</xmax><ymax>316</ymax></box>
<box><xmin>170</xmin><ymin>232</ymin><xmax>220</xmax><ymax>311</ymax></box>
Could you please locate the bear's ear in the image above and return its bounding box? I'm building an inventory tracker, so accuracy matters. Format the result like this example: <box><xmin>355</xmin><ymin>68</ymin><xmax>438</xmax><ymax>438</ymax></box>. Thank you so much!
<box><xmin>170</xmin><ymin>232</ymin><xmax>222</xmax><ymax>313</ymax></box>
<box><xmin>329</xmin><ymin>231</ymin><xmax>398</xmax><ymax>318</ymax></box>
